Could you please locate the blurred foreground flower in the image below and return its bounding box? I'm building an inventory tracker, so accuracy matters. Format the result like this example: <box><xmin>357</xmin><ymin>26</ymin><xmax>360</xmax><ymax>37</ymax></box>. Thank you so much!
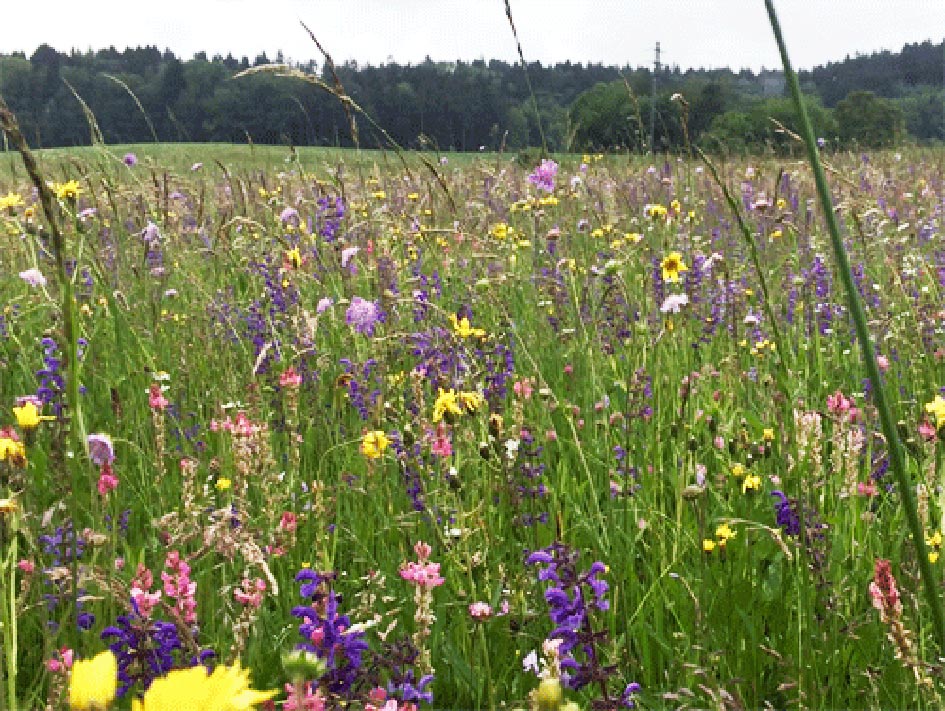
<box><xmin>131</xmin><ymin>663</ymin><xmax>276</xmax><ymax>711</ymax></box>
<box><xmin>68</xmin><ymin>650</ymin><xmax>117</xmax><ymax>710</ymax></box>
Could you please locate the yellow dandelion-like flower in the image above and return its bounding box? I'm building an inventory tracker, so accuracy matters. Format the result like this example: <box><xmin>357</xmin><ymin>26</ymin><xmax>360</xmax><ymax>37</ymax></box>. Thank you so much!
<box><xmin>645</xmin><ymin>203</ymin><xmax>668</xmax><ymax>220</ymax></box>
<box><xmin>449</xmin><ymin>314</ymin><xmax>486</xmax><ymax>339</ymax></box>
<box><xmin>715</xmin><ymin>523</ymin><xmax>736</xmax><ymax>544</ymax></box>
<box><xmin>216</xmin><ymin>478</ymin><xmax>232</xmax><ymax>491</ymax></box>
<box><xmin>433</xmin><ymin>388</ymin><xmax>463</xmax><ymax>423</ymax></box>
<box><xmin>68</xmin><ymin>650</ymin><xmax>117</xmax><ymax>711</ymax></box>
<box><xmin>0</xmin><ymin>192</ymin><xmax>24</xmax><ymax>211</ymax></box>
<box><xmin>131</xmin><ymin>662</ymin><xmax>277</xmax><ymax>711</ymax></box>
<box><xmin>286</xmin><ymin>247</ymin><xmax>302</xmax><ymax>269</ymax></box>
<box><xmin>459</xmin><ymin>391</ymin><xmax>484</xmax><ymax>413</ymax></box>
<box><xmin>729</xmin><ymin>463</ymin><xmax>746</xmax><ymax>478</ymax></box>
<box><xmin>360</xmin><ymin>430</ymin><xmax>391</xmax><ymax>460</ymax></box>
<box><xmin>925</xmin><ymin>394</ymin><xmax>945</xmax><ymax>429</ymax></box>
<box><xmin>742</xmin><ymin>474</ymin><xmax>762</xmax><ymax>494</ymax></box>
<box><xmin>54</xmin><ymin>180</ymin><xmax>83</xmax><ymax>201</ymax></box>
<box><xmin>660</xmin><ymin>252</ymin><xmax>688</xmax><ymax>283</ymax></box>
<box><xmin>702</xmin><ymin>539</ymin><xmax>716</xmax><ymax>553</ymax></box>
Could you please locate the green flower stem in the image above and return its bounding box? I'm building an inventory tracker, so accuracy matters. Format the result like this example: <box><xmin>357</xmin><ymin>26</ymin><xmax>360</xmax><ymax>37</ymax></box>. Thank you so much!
<box><xmin>764</xmin><ymin>0</ymin><xmax>945</xmax><ymax>654</ymax></box>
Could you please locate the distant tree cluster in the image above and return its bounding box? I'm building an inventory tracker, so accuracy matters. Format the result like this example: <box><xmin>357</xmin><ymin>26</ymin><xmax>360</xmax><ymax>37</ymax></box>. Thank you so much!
<box><xmin>0</xmin><ymin>40</ymin><xmax>940</xmax><ymax>153</ymax></box>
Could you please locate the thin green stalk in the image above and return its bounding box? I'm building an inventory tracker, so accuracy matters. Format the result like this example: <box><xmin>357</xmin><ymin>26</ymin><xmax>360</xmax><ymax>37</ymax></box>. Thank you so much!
<box><xmin>764</xmin><ymin>0</ymin><xmax>945</xmax><ymax>654</ymax></box>
<box><xmin>0</xmin><ymin>97</ymin><xmax>88</xmax><ymax>652</ymax></box>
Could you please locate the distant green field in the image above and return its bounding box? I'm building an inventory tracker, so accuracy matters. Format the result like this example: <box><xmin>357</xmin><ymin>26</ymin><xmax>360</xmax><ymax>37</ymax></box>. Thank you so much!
<box><xmin>0</xmin><ymin>142</ymin><xmax>523</xmax><ymax>183</ymax></box>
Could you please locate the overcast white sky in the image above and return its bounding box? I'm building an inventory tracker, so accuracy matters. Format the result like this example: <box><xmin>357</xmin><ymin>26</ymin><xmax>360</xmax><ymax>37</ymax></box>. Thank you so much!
<box><xmin>4</xmin><ymin>1</ymin><xmax>945</xmax><ymax>72</ymax></box>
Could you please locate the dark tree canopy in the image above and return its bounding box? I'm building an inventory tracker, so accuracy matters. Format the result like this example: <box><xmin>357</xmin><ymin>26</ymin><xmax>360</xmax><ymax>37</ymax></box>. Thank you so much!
<box><xmin>0</xmin><ymin>39</ymin><xmax>942</xmax><ymax>152</ymax></box>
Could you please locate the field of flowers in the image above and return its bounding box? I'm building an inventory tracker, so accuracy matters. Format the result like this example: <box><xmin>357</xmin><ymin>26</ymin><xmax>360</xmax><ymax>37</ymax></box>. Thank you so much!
<box><xmin>2</xmin><ymin>130</ymin><xmax>945</xmax><ymax>710</ymax></box>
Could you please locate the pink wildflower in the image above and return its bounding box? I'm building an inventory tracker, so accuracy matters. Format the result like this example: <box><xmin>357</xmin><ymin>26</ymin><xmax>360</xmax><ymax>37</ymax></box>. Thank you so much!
<box><xmin>431</xmin><ymin>423</ymin><xmax>452</xmax><ymax>457</ymax></box>
<box><xmin>131</xmin><ymin>563</ymin><xmax>161</xmax><ymax>619</ymax></box>
<box><xmin>468</xmin><ymin>601</ymin><xmax>493</xmax><ymax>619</ymax></box>
<box><xmin>826</xmin><ymin>390</ymin><xmax>858</xmax><ymax>421</ymax></box>
<box><xmin>17</xmin><ymin>559</ymin><xmax>34</xmax><ymax>574</ymax></box>
<box><xmin>400</xmin><ymin>561</ymin><xmax>445</xmax><ymax>589</ymax></box>
<box><xmin>919</xmin><ymin>420</ymin><xmax>937</xmax><ymax>442</ymax></box>
<box><xmin>97</xmin><ymin>462</ymin><xmax>119</xmax><ymax>496</ymax></box>
<box><xmin>513</xmin><ymin>379</ymin><xmax>534</xmax><ymax>400</ymax></box>
<box><xmin>234</xmin><ymin>577</ymin><xmax>266</xmax><ymax>608</ymax></box>
<box><xmin>162</xmin><ymin>550</ymin><xmax>197</xmax><ymax>624</ymax></box>
<box><xmin>284</xmin><ymin>681</ymin><xmax>326</xmax><ymax>711</ymax></box>
<box><xmin>869</xmin><ymin>558</ymin><xmax>901</xmax><ymax>615</ymax></box>
<box><xmin>280</xmin><ymin>367</ymin><xmax>303</xmax><ymax>388</ymax></box>
<box><xmin>279</xmin><ymin>511</ymin><xmax>298</xmax><ymax>533</ymax></box>
<box><xmin>149</xmin><ymin>383</ymin><xmax>169</xmax><ymax>411</ymax></box>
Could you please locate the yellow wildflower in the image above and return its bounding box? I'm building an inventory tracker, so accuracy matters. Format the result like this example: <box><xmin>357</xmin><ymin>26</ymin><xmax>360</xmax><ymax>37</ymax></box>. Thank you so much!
<box><xmin>286</xmin><ymin>247</ymin><xmax>302</xmax><ymax>269</ymax></box>
<box><xmin>702</xmin><ymin>539</ymin><xmax>716</xmax><ymax>553</ymax></box>
<box><xmin>360</xmin><ymin>430</ymin><xmax>391</xmax><ymax>460</ymax></box>
<box><xmin>68</xmin><ymin>650</ymin><xmax>117</xmax><ymax>711</ymax></box>
<box><xmin>715</xmin><ymin>523</ymin><xmax>736</xmax><ymax>545</ymax></box>
<box><xmin>926</xmin><ymin>530</ymin><xmax>942</xmax><ymax>563</ymax></box>
<box><xmin>216</xmin><ymin>478</ymin><xmax>232</xmax><ymax>491</ymax></box>
<box><xmin>730</xmin><ymin>463</ymin><xmax>746</xmax><ymax>478</ymax></box>
<box><xmin>645</xmin><ymin>203</ymin><xmax>668</xmax><ymax>220</ymax></box>
<box><xmin>0</xmin><ymin>192</ymin><xmax>24</xmax><ymax>211</ymax></box>
<box><xmin>131</xmin><ymin>662</ymin><xmax>277</xmax><ymax>711</ymax></box>
<box><xmin>926</xmin><ymin>394</ymin><xmax>945</xmax><ymax>429</ymax></box>
<box><xmin>54</xmin><ymin>180</ymin><xmax>82</xmax><ymax>201</ymax></box>
<box><xmin>742</xmin><ymin>474</ymin><xmax>762</xmax><ymax>493</ymax></box>
<box><xmin>0</xmin><ymin>437</ymin><xmax>26</xmax><ymax>466</ymax></box>
<box><xmin>433</xmin><ymin>388</ymin><xmax>463</xmax><ymax>423</ymax></box>
<box><xmin>371</xmin><ymin>190</ymin><xmax>386</xmax><ymax>200</ymax></box>
<box><xmin>491</xmin><ymin>222</ymin><xmax>511</xmax><ymax>240</ymax></box>
<box><xmin>450</xmin><ymin>314</ymin><xmax>486</xmax><ymax>339</ymax></box>
<box><xmin>13</xmin><ymin>401</ymin><xmax>43</xmax><ymax>430</ymax></box>
<box><xmin>459</xmin><ymin>391</ymin><xmax>484</xmax><ymax>413</ymax></box>
<box><xmin>660</xmin><ymin>252</ymin><xmax>688</xmax><ymax>283</ymax></box>
<box><xmin>0</xmin><ymin>498</ymin><xmax>17</xmax><ymax>514</ymax></box>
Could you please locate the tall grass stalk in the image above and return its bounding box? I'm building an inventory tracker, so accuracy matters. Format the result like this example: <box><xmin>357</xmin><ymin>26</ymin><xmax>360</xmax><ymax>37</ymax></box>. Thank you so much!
<box><xmin>0</xmin><ymin>97</ymin><xmax>88</xmax><ymax>652</ymax></box>
<box><xmin>765</xmin><ymin>0</ymin><xmax>945</xmax><ymax>654</ymax></box>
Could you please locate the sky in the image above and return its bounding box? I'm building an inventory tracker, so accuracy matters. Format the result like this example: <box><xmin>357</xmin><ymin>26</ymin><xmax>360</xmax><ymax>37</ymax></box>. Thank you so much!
<box><xmin>4</xmin><ymin>0</ymin><xmax>945</xmax><ymax>72</ymax></box>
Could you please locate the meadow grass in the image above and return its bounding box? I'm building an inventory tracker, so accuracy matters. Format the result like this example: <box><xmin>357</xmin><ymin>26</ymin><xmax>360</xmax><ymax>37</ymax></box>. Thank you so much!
<box><xmin>1</xmin><ymin>132</ymin><xmax>945</xmax><ymax>711</ymax></box>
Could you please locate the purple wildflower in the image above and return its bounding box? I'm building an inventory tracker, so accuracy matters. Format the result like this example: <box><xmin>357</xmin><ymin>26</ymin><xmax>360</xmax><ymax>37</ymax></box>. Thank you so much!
<box><xmin>345</xmin><ymin>297</ymin><xmax>383</xmax><ymax>336</ymax></box>
<box><xmin>280</xmin><ymin>207</ymin><xmax>300</xmax><ymax>227</ymax></box>
<box><xmin>88</xmin><ymin>433</ymin><xmax>115</xmax><ymax>466</ymax></box>
<box><xmin>123</xmin><ymin>153</ymin><xmax>138</xmax><ymax>166</ymax></box>
<box><xmin>528</xmin><ymin>159</ymin><xmax>559</xmax><ymax>193</ymax></box>
<box><xmin>292</xmin><ymin>569</ymin><xmax>368</xmax><ymax>695</ymax></box>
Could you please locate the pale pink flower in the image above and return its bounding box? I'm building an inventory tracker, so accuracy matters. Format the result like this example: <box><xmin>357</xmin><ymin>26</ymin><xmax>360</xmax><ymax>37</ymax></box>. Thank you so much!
<box><xmin>468</xmin><ymin>601</ymin><xmax>493</xmax><ymax>619</ymax></box>
<box><xmin>19</xmin><ymin>268</ymin><xmax>46</xmax><ymax>287</ymax></box>
<box><xmin>280</xmin><ymin>367</ymin><xmax>303</xmax><ymax>388</ymax></box>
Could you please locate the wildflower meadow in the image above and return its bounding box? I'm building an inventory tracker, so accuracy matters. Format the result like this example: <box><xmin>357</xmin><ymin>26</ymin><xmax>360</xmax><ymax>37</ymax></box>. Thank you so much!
<box><xmin>3</xmin><ymin>9</ymin><xmax>945</xmax><ymax>710</ymax></box>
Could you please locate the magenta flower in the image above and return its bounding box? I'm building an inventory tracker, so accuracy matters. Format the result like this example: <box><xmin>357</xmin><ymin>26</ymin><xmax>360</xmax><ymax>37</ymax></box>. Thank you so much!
<box><xmin>123</xmin><ymin>153</ymin><xmax>138</xmax><ymax>166</ymax></box>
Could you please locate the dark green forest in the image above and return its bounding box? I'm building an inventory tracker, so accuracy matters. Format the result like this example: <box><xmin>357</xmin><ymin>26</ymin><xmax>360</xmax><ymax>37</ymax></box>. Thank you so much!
<box><xmin>0</xmin><ymin>40</ymin><xmax>942</xmax><ymax>153</ymax></box>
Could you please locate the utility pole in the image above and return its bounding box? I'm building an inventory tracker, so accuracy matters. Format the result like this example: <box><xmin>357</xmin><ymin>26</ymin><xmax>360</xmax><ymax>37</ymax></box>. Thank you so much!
<box><xmin>649</xmin><ymin>42</ymin><xmax>660</xmax><ymax>154</ymax></box>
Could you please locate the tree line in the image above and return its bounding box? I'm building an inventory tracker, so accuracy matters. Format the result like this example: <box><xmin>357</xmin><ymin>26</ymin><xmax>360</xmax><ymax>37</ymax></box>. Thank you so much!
<box><xmin>0</xmin><ymin>41</ymin><xmax>941</xmax><ymax>153</ymax></box>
